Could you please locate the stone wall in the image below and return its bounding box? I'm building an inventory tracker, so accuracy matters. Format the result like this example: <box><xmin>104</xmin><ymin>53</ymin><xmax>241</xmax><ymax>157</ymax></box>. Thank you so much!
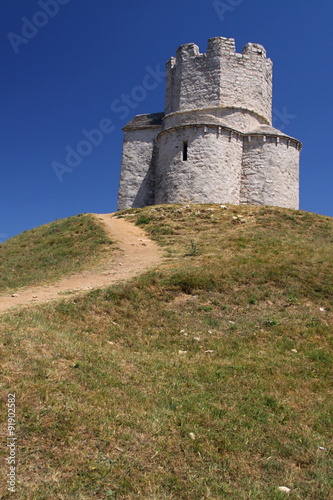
<box><xmin>155</xmin><ymin>126</ymin><xmax>243</xmax><ymax>204</ymax></box>
<box><xmin>241</xmin><ymin>136</ymin><xmax>300</xmax><ymax>208</ymax></box>
<box><xmin>118</xmin><ymin>128</ymin><xmax>159</xmax><ymax>210</ymax></box>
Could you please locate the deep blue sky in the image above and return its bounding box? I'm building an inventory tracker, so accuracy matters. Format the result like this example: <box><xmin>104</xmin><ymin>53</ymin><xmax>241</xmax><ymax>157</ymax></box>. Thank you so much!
<box><xmin>1</xmin><ymin>0</ymin><xmax>332</xmax><ymax>241</ymax></box>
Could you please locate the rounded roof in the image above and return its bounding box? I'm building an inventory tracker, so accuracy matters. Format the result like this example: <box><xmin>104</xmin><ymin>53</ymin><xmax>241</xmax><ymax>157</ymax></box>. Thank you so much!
<box><xmin>245</xmin><ymin>124</ymin><xmax>301</xmax><ymax>143</ymax></box>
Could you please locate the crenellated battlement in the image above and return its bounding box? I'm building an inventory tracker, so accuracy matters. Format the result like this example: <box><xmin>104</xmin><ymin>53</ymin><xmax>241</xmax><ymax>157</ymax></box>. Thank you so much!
<box><xmin>207</xmin><ymin>36</ymin><xmax>236</xmax><ymax>55</ymax></box>
<box><xmin>242</xmin><ymin>42</ymin><xmax>267</xmax><ymax>58</ymax></box>
<box><xmin>165</xmin><ymin>37</ymin><xmax>272</xmax><ymax>123</ymax></box>
<box><xmin>168</xmin><ymin>37</ymin><xmax>268</xmax><ymax>66</ymax></box>
<box><xmin>176</xmin><ymin>42</ymin><xmax>200</xmax><ymax>61</ymax></box>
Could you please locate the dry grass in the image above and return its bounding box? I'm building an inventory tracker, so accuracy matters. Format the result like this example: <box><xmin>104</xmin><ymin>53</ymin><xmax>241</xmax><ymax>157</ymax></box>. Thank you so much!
<box><xmin>0</xmin><ymin>204</ymin><xmax>332</xmax><ymax>499</ymax></box>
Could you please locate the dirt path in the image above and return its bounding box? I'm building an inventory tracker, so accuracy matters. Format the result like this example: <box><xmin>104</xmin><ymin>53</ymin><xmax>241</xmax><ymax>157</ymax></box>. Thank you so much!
<box><xmin>0</xmin><ymin>214</ymin><xmax>163</xmax><ymax>315</ymax></box>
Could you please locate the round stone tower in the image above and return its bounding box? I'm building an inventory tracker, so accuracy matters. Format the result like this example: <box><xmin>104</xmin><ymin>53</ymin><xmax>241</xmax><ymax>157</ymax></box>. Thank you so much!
<box><xmin>118</xmin><ymin>37</ymin><xmax>302</xmax><ymax>211</ymax></box>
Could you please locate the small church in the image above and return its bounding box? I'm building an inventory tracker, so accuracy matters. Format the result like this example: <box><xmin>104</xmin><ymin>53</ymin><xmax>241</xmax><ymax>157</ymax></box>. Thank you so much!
<box><xmin>118</xmin><ymin>37</ymin><xmax>301</xmax><ymax>210</ymax></box>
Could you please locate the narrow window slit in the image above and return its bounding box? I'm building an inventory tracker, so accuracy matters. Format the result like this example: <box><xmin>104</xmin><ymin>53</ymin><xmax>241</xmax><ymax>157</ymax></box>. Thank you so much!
<box><xmin>183</xmin><ymin>141</ymin><xmax>188</xmax><ymax>161</ymax></box>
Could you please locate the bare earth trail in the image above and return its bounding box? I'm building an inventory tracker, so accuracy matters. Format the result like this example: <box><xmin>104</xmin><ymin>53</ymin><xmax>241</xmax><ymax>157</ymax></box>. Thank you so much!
<box><xmin>0</xmin><ymin>214</ymin><xmax>163</xmax><ymax>315</ymax></box>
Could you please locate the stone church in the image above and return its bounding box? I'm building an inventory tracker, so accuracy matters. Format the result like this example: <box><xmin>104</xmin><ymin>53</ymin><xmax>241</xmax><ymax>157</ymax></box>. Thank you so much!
<box><xmin>118</xmin><ymin>37</ymin><xmax>301</xmax><ymax>210</ymax></box>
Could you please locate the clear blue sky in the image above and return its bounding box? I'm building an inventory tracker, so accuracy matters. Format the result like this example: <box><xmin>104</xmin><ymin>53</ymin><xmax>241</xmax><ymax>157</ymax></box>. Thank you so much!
<box><xmin>1</xmin><ymin>0</ymin><xmax>332</xmax><ymax>241</ymax></box>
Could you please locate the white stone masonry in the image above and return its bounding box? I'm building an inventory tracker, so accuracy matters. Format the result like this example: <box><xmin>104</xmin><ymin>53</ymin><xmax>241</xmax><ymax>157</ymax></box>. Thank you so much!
<box><xmin>118</xmin><ymin>37</ymin><xmax>301</xmax><ymax>210</ymax></box>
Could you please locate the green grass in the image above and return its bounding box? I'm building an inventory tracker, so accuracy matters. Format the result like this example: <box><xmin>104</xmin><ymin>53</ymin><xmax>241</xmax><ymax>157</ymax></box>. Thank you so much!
<box><xmin>0</xmin><ymin>214</ymin><xmax>113</xmax><ymax>293</ymax></box>
<box><xmin>0</xmin><ymin>204</ymin><xmax>332</xmax><ymax>499</ymax></box>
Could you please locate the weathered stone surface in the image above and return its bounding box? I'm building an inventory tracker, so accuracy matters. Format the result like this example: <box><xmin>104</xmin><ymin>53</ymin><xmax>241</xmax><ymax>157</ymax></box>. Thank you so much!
<box><xmin>117</xmin><ymin>37</ymin><xmax>301</xmax><ymax>210</ymax></box>
<box><xmin>241</xmin><ymin>136</ymin><xmax>300</xmax><ymax>209</ymax></box>
<box><xmin>118</xmin><ymin>128</ymin><xmax>161</xmax><ymax>210</ymax></box>
<box><xmin>165</xmin><ymin>38</ymin><xmax>272</xmax><ymax>123</ymax></box>
<box><xmin>155</xmin><ymin>127</ymin><xmax>243</xmax><ymax>205</ymax></box>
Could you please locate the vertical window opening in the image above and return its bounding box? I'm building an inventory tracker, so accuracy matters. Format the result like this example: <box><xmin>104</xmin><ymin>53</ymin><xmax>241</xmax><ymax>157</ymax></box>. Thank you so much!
<box><xmin>183</xmin><ymin>141</ymin><xmax>188</xmax><ymax>161</ymax></box>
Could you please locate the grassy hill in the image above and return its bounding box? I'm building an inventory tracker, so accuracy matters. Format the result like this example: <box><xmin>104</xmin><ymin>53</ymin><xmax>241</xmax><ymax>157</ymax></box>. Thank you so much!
<box><xmin>0</xmin><ymin>214</ymin><xmax>113</xmax><ymax>293</ymax></box>
<box><xmin>0</xmin><ymin>204</ymin><xmax>332</xmax><ymax>499</ymax></box>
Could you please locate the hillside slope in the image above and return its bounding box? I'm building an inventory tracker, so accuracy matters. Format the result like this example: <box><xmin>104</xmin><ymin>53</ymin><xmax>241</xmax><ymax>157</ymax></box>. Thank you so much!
<box><xmin>0</xmin><ymin>214</ymin><xmax>162</xmax><ymax>313</ymax></box>
<box><xmin>0</xmin><ymin>204</ymin><xmax>332</xmax><ymax>499</ymax></box>
<box><xmin>0</xmin><ymin>214</ymin><xmax>113</xmax><ymax>293</ymax></box>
